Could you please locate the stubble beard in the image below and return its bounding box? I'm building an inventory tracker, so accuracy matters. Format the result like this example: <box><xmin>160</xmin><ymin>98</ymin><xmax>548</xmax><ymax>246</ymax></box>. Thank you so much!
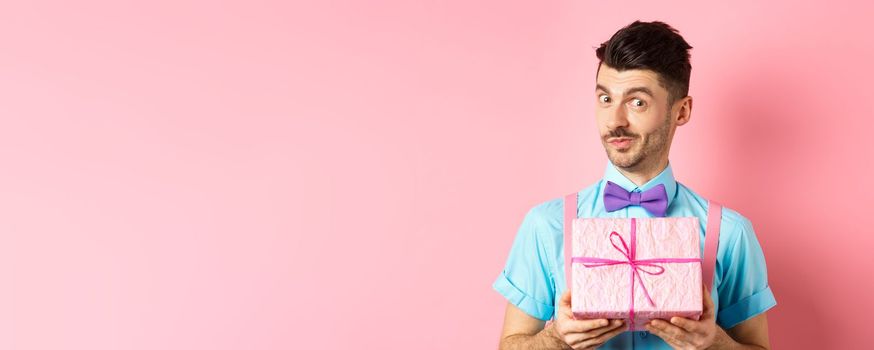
<box><xmin>604</xmin><ymin>114</ymin><xmax>672</xmax><ymax>172</ymax></box>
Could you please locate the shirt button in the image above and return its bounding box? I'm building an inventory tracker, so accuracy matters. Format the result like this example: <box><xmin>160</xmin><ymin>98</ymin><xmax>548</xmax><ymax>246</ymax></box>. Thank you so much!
<box><xmin>640</xmin><ymin>331</ymin><xmax>648</xmax><ymax>338</ymax></box>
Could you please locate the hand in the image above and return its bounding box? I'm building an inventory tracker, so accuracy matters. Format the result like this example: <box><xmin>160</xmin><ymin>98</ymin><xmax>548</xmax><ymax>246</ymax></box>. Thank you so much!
<box><xmin>644</xmin><ymin>283</ymin><xmax>720</xmax><ymax>350</ymax></box>
<box><xmin>552</xmin><ymin>290</ymin><xmax>627</xmax><ymax>349</ymax></box>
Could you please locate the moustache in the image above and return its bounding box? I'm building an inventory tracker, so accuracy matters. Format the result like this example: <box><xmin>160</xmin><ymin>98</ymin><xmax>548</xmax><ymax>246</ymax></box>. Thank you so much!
<box><xmin>605</xmin><ymin>129</ymin><xmax>638</xmax><ymax>139</ymax></box>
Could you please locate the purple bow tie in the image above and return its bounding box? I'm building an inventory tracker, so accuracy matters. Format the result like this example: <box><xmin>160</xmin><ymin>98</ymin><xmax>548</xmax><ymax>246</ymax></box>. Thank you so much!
<box><xmin>603</xmin><ymin>181</ymin><xmax>669</xmax><ymax>217</ymax></box>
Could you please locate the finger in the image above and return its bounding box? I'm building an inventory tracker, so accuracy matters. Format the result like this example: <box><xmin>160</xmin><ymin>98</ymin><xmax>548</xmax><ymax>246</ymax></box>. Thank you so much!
<box><xmin>579</xmin><ymin>321</ymin><xmax>628</xmax><ymax>349</ymax></box>
<box><xmin>563</xmin><ymin>320</ymin><xmax>624</xmax><ymax>347</ymax></box>
<box><xmin>644</xmin><ymin>322</ymin><xmax>680</xmax><ymax>346</ymax></box>
<box><xmin>586</xmin><ymin>319</ymin><xmax>626</xmax><ymax>338</ymax></box>
<box><xmin>643</xmin><ymin>324</ymin><xmax>680</xmax><ymax>347</ymax></box>
<box><xmin>669</xmin><ymin>316</ymin><xmax>703</xmax><ymax>334</ymax></box>
<box><xmin>557</xmin><ymin>291</ymin><xmax>574</xmax><ymax>319</ymax></box>
<box><xmin>565</xmin><ymin>318</ymin><xmax>612</xmax><ymax>333</ymax></box>
<box><xmin>702</xmin><ymin>284</ymin><xmax>715</xmax><ymax>319</ymax></box>
<box><xmin>561</xmin><ymin>290</ymin><xmax>572</xmax><ymax>307</ymax></box>
<box><xmin>646</xmin><ymin>319</ymin><xmax>691</xmax><ymax>344</ymax></box>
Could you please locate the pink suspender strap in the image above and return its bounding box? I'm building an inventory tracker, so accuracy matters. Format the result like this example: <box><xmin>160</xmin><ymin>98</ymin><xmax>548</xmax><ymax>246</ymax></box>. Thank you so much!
<box><xmin>702</xmin><ymin>200</ymin><xmax>722</xmax><ymax>292</ymax></box>
<box><xmin>563</xmin><ymin>192</ymin><xmax>577</xmax><ymax>298</ymax></box>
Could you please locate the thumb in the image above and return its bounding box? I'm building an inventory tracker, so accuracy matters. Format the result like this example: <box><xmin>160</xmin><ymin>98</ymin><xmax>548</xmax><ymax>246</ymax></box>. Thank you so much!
<box><xmin>558</xmin><ymin>290</ymin><xmax>574</xmax><ymax>321</ymax></box>
<box><xmin>702</xmin><ymin>283</ymin><xmax>715</xmax><ymax>318</ymax></box>
<box><xmin>560</xmin><ymin>290</ymin><xmax>571</xmax><ymax>309</ymax></box>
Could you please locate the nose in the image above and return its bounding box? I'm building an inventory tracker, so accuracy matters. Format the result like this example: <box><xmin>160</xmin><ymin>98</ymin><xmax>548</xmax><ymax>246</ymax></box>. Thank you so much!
<box><xmin>605</xmin><ymin>104</ymin><xmax>629</xmax><ymax>130</ymax></box>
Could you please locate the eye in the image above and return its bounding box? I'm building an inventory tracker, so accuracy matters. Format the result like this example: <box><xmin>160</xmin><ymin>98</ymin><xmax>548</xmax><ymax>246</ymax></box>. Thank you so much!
<box><xmin>630</xmin><ymin>98</ymin><xmax>646</xmax><ymax>107</ymax></box>
<box><xmin>599</xmin><ymin>94</ymin><xmax>610</xmax><ymax>103</ymax></box>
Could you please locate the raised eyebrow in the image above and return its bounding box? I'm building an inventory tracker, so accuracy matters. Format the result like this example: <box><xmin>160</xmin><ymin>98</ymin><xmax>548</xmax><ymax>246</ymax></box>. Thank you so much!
<box><xmin>595</xmin><ymin>84</ymin><xmax>610</xmax><ymax>94</ymax></box>
<box><xmin>596</xmin><ymin>84</ymin><xmax>654</xmax><ymax>98</ymax></box>
<box><xmin>626</xmin><ymin>87</ymin><xmax>654</xmax><ymax>98</ymax></box>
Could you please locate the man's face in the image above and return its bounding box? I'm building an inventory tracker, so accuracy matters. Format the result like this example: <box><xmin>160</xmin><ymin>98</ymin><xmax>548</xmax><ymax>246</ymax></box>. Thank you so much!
<box><xmin>595</xmin><ymin>64</ymin><xmax>676</xmax><ymax>170</ymax></box>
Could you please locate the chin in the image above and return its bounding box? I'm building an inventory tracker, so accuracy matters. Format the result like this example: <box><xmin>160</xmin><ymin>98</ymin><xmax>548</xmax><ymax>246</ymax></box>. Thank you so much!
<box><xmin>607</xmin><ymin>151</ymin><xmax>642</xmax><ymax>169</ymax></box>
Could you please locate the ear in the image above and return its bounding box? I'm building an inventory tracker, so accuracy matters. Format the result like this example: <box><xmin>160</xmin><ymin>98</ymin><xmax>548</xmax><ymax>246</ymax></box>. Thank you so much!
<box><xmin>674</xmin><ymin>95</ymin><xmax>692</xmax><ymax>126</ymax></box>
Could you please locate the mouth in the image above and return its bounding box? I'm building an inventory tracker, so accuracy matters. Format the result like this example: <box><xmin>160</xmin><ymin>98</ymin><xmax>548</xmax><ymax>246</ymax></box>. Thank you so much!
<box><xmin>607</xmin><ymin>137</ymin><xmax>634</xmax><ymax>149</ymax></box>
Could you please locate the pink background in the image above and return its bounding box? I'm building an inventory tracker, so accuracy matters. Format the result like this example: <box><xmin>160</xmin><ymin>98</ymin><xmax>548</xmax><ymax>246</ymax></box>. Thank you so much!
<box><xmin>2</xmin><ymin>1</ymin><xmax>871</xmax><ymax>349</ymax></box>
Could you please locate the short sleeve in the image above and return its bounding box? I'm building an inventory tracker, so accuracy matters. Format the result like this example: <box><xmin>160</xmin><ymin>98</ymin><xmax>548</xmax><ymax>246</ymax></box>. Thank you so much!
<box><xmin>715</xmin><ymin>216</ymin><xmax>777</xmax><ymax>329</ymax></box>
<box><xmin>492</xmin><ymin>206</ymin><xmax>556</xmax><ymax>321</ymax></box>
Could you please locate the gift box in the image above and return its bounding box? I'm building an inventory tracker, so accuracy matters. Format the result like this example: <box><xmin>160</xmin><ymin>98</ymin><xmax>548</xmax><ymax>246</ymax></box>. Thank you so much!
<box><xmin>569</xmin><ymin>217</ymin><xmax>702</xmax><ymax>331</ymax></box>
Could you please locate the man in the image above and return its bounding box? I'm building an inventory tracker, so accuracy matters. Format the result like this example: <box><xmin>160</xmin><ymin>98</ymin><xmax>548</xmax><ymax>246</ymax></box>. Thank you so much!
<box><xmin>493</xmin><ymin>21</ymin><xmax>776</xmax><ymax>349</ymax></box>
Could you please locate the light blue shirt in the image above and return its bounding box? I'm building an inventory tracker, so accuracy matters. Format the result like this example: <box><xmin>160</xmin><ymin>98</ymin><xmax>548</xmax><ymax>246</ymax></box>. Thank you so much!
<box><xmin>493</xmin><ymin>160</ymin><xmax>776</xmax><ymax>349</ymax></box>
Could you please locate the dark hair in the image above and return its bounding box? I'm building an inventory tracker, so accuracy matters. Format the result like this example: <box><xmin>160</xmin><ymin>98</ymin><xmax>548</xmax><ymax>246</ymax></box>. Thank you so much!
<box><xmin>596</xmin><ymin>20</ymin><xmax>693</xmax><ymax>106</ymax></box>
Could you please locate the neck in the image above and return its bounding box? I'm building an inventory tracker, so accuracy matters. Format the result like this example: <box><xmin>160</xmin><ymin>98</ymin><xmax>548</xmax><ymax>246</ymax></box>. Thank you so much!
<box><xmin>615</xmin><ymin>157</ymin><xmax>669</xmax><ymax>187</ymax></box>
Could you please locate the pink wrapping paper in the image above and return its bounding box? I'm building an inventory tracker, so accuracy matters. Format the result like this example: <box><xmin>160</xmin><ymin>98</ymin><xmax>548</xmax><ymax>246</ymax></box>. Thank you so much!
<box><xmin>570</xmin><ymin>217</ymin><xmax>703</xmax><ymax>331</ymax></box>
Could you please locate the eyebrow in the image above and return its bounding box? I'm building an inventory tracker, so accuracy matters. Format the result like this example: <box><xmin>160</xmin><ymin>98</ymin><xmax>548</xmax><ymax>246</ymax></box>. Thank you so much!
<box><xmin>596</xmin><ymin>84</ymin><xmax>655</xmax><ymax>98</ymax></box>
